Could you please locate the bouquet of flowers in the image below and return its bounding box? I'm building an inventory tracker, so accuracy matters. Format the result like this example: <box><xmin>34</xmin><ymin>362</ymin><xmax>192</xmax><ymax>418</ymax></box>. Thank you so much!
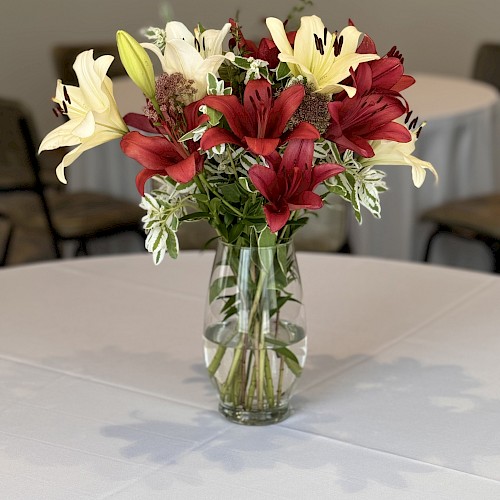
<box><xmin>39</xmin><ymin>13</ymin><xmax>437</xmax><ymax>424</ymax></box>
<box><xmin>39</xmin><ymin>14</ymin><xmax>436</xmax><ymax>264</ymax></box>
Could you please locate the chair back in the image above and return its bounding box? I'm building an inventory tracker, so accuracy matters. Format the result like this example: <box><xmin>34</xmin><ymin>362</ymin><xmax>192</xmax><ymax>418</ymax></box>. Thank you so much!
<box><xmin>473</xmin><ymin>44</ymin><xmax>500</xmax><ymax>90</ymax></box>
<box><xmin>0</xmin><ymin>98</ymin><xmax>61</xmax><ymax>256</ymax></box>
<box><xmin>0</xmin><ymin>98</ymin><xmax>42</xmax><ymax>192</ymax></box>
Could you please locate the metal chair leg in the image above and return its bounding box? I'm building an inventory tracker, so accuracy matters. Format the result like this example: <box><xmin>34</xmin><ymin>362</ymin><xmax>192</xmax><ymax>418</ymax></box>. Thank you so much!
<box><xmin>491</xmin><ymin>242</ymin><xmax>500</xmax><ymax>273</ymax></box>
<box><xmin>74</xmin><ymin>239</ymin><xmax>89</xmax><ymax>256</ymax></box>
<box><xmin>0</xmin><ymin>219</ymin><xmax>13</xmax><ymax>267</ymax></box>
<box><xmin>423</xmin><ymin>227</ymin><xmax>442</xmax><ymax>263</ymax></box>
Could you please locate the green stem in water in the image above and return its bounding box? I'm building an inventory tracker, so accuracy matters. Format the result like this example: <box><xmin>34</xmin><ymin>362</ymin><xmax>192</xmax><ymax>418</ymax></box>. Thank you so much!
<box><xmin>264</xmin><ymin>352</ymin><xmax>275</xmax><ymax>408</ymax></box>
<box><xmin>246</xmin><ymin>363</ymin><xmax>257</xmax><ymax>408</ymax></box>
<box><xmin>276</xmin><ymin>354</ymin><xmax>285</xmax><ymax>406</ymax></box>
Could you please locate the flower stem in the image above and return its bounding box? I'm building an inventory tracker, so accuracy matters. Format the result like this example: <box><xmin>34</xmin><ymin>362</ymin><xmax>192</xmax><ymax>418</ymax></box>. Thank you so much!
<box><xmin>198</xmin><ymin>172</ymin><xmax>245</xmax><ymax>217</ymax></box>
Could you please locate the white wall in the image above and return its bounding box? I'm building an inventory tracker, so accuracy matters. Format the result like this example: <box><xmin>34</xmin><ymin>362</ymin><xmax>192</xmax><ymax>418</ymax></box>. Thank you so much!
<box><xmin>1</xmin><ymin>0</ymin><xmax>498</xmax><ymax>138</ymax></box>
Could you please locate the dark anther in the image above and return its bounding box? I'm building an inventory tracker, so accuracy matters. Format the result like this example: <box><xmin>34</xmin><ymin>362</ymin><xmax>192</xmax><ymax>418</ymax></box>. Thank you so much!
<box><xmin>62</xmin><ymin>101</ymin><xmax>68</xmax><ymax>114</ymax></box>
<box><xmin>323</xmin><ymin>27</ymin><xmax>327</xmax><ymax>46</ymax></box>
<box><xmin>314</xmin><ymin>34</ymin><xmax>320</xmax><ymax>51</ymax></box>
<box><xmin>416</xmin><ymin>126</ymin><xmax>423</xmax><ymax>138</ymax></box>
<box><xmin>52</xmin><ymin>107</ymin><xmax>60</xmax><ymax>117</ymax></box>
<box><xmin>63</xmin><ymin>86</ymin><xmax>71</xmax><ymax>105</ymax></box>
<box><xmin>409</xmin><ymin>116</ymin><xmax>419</xmax><ymax>129</ymax></box>
<box><xmin>202</xmin><ymin>38</ymin><xmax>206</xmax><ymax>52</ymax></box>
<box><xmin>404</xmin><ymin>110</ymin><xmax>412</xmax><ymax>124</ymax></box>
<box><xmin>313</xmin><ymin>34</ymin><xmax>324</xmax><ymax>55</ymax></box>
<box><xmin>194</xmin><ymin>39</ymin><xmax>200</xmax><ymax>52</ymax></box>
<box><xmin>333</xmin><ymin>36</ymin><xmax>343</xmax><ymax>57</ymax></box>
<box><xmin>376</xmin><ymin>96</ymin><xmax>383</xmax><ymax>104</ymax></box>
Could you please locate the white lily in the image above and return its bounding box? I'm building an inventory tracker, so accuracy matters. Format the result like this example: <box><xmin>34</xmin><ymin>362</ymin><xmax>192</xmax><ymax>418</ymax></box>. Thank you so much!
<box><xmin>39</xmin><ymin>50</ymin><xmax>128</xmax><ymax>183</ymax></box>
<box><xmin>266</xmin><ymin>15</ymin><xmax>379</xmax><ymax>96</ymax></box>
<box><xmin>142</xmin><ymin>21</ymin><xmax>231</xmax><ymax>100</ymax></box>
<box><xmin>359</xmin><ymin>128</ymin><xmax>438</xmax><ymax>187</ymax></box>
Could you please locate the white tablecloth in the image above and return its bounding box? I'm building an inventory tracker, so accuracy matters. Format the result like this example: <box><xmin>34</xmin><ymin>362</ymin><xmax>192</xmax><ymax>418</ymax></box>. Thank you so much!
<box><xmin>1</xmin><ymin>252</ymin><xmax>500</xmax><ymax>498</ymax></box>
<box><xmin>70</xmin><ymin>74</ymin><xmax>500</xmax><ymax>269</ymax></box>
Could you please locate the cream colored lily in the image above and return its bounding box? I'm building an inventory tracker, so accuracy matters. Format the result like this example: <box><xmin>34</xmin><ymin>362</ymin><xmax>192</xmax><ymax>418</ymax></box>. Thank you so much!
<box><xmin>359</xmin><ymin>129</ymin><xmax>438</xmax><ymax>187</ymax></box>
<box><xmin>266</xmin><ymin>15</ymin><xmax>379</xmax><ymax>96</ymax></box>
<box><xmin>142</xmin><ymin>21</ymin><xmax>231</xmax><ymax>100</ymax></box>
<box><xmin>39</xmin><ymin>50</ymin><xmax>128</xmax><ymax>183</ymax></box>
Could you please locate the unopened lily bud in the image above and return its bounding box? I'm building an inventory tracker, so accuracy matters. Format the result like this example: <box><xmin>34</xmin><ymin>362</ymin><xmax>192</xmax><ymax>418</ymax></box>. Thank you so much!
<box><xmin>116</xmin><ymin>30</ymin><xmax>156</xmax><ymax>100</ymax></box>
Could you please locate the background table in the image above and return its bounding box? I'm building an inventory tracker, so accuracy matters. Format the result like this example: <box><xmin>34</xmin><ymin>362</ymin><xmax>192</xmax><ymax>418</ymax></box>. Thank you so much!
<box><xmin>1</xmin><ymin>252</ymin><xmax>500</xmax><ymax>498</ymax></box>
<box><xmin>349</xmin><ymin>73</ymin><xmax>499</xmax><ymax>271</ymax></box>
<box><xmin>69</xmin><ymin>73</ymin><xmax>499</xmax><ymax>267</ymax></box>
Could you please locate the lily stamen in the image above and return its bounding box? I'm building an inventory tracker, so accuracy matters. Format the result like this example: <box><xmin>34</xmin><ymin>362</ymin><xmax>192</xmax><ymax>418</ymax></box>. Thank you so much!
<box><xmin>333</xmin><ymin>35</ymin><xmax>343</xmax><ymax>57</ymax></box>
<box><xmin>409</xmin><ymin>116</ymin><xmax>419</xmax><ymax>130</ymax></box>
<box><xmin>63</xmin><ymin>86</ymin><xmax>71</xmax><ymax>104</ymax></box>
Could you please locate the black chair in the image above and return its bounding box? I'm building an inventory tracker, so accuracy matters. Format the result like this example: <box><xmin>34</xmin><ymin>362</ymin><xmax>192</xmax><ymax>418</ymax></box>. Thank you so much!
<box><xmin>0</xmin><ymin>97</ymin><xmax>145</xmax><ymax>263</ymax></box>
<box><xmin>421</xmin><ymin>44</ymin><xmax>500</xmax><ymax>272</ymax></box>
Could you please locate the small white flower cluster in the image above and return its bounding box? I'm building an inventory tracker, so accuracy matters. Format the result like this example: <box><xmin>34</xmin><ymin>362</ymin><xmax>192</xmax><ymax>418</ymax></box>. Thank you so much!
<box><xmin>244</xmin><ymin>57</ymin><xmax>269</xmax><ymax>84</ymax></box>
<box><xmin>141</xmin><ymin>26</ymin><xmax>166</xmax><ymax>51</ymax></box>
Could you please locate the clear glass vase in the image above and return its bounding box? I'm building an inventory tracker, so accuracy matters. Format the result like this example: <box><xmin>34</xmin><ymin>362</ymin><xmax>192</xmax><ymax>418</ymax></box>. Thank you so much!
<box><xmin>203</xmin><ymin>240</ymin><xmax>307</xmax><ymax>425</ymax></box>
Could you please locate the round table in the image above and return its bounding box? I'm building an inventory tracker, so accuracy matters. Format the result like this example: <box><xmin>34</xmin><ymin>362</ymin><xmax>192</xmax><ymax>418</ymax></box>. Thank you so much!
<box><xmin>349</xmin><ymin>73</ymin><xmax>499</xmax><ymax>271</ymax></box>
<box><xmin>1</xmin><ymin>252</ymin><xmax>500</xmax><ymax>498</ymax></box>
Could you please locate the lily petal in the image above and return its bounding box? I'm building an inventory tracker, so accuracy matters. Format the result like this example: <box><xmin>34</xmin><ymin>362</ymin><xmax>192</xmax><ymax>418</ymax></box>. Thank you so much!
<box><xmin>245</xmin><ymin>137</ymin><xmax>280</xmax><ymax>156</ymax></box>
<box><xmin>165</xmin><ymin>21</ymin><xmax>195</xmax><ymax>45</ymax></box>
<box><xmin>200</xmin><ymin>127</ymin><xmax>243</xmax><ymax>151</ymax></box>
<box><xmin>73</xmin><ymin>51</ymin><xmax>112</xmax><ymax>113</ymax></box>
<box><xmin>263</xmin><ymin>204</ymin><xmax>290</xmax><ymax>233</ymax></box>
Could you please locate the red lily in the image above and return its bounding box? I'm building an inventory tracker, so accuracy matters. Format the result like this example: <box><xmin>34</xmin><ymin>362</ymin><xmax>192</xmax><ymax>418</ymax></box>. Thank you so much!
<box><xmin>121</xmin><ymin>101</ymin><xmax>207</xmax><ymax>195</ymax></box>
<box><xmin>325</xmin><ymin>64</ymin><xmax>411</xmax><ymax>158</ymax></box>
<box><xmin>200</xmin><ymin>79</ymin><xmax>318</xmax><ymax>157</ymax></box>
<box><xmin>228</xmin><ymin>18</ymin><xmax>295</xmax><ymax>69</ymax></box>
<box><xmin>373</xmin><ymin>46</ymin><xmax>415</xmax><ymax>93</ymax></box>
<box><xmin>249</xmin><ymin>140</ymin><xmax>344</xmax><ymax>233</ymax></box>
<box><xmin>349</xmin><ymin>20</ymin><xmax>414</xmax><ymax>95</ymax></box>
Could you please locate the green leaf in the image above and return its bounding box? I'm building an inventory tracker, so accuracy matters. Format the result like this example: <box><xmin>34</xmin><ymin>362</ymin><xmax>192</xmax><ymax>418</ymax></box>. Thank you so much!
<box><xmin>209</xmin><ymin>276</ymin><xmax>237</xmax><ymax>302</ymax></box>
<box><xmin>277</xmin><ymin>244</ymin><xmax>288</xmax><ymax>276</ymax></box>
<box><xmin>276</xmin><ymin>61</ymin><xmax>291</xmax><ymax>80</ymax></box>
<box><xmin>207</xmin><ymin>72</ymin><xmax>218</xmax><ymax>93</ymax></box>
<box><xmin>206</xmin><ymin>106</ymin><xmax>223</xmax><ymax>126</ymax></box>
<box><xmin>165</xmin><ymin>228</ymin><xmax>179</xmax><ymax>259</ymax></box>
<box><xmin>209</xmin><ymin>198</ymin><xmax>222</xmax><ymax>214</ymax></box>
<box><xmin>231</xmin><ymin>55</ymin><xmax>252</xmax><ymax>70</ymax></box>
<box><xmin>179</xmin><ymin>211</ymin><xmax>210</xmax><ymax>222</ymax></box>
<box><xmin>220</xmin><ymin>294</ymin><xmax>236</xmax><ymax>314</ymax></box>
<box><xmin>192</xmin><ymin>193</ymin><xmax>209</xmax><ymax>204</ymax></box>
<box><xmin>258</xmin><ymin>227</ymin><xmax>277</xmax><ymax>247</ymax></box>
<box><xmin>277</xmin><ymin>347</ymin><xmax>302</xmax><ymax>376</ymax></box>
<box><xmin>219</xmin><ymin>183</ymin><xmax>241</xmax><ymax>204</ymax></box>
<box><xmin>228</xmin><ymin>222</ymin><xmax>245</xmax><ymax>243</ymax></box>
